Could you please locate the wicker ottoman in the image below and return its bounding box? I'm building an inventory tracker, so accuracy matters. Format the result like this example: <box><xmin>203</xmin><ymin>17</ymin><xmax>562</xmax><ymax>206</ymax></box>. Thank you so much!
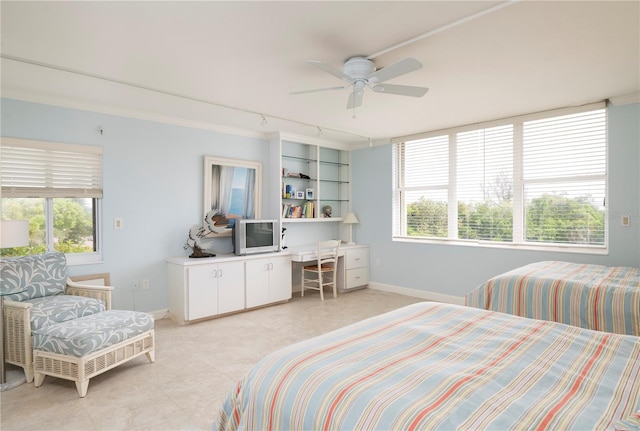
<box><xmin>32</xmin><ymin>310</ymin><xmax>155</xmax><ymax>397</ymax></box>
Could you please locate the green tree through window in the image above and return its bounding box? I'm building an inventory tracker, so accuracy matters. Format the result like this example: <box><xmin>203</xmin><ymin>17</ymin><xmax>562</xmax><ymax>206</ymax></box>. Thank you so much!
<box><xmin>394</xmin><ymin>103</ymin><xmax>607</xmax><ymax>250</ymax></box>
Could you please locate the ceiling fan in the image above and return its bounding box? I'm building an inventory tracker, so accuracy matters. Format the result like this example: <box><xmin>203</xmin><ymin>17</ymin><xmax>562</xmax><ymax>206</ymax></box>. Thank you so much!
<box><xmin>291</xmin><ymin>56</ymin><xmax>429</xmax><ymax>109</ymax></box>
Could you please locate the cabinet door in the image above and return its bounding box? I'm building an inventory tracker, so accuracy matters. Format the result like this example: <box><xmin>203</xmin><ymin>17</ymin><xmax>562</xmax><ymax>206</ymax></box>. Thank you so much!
<box><xmin>245</xmin><ymin>258</ymin><xmax>272</xmax><ymax>308</ymax></box>
<box><xmin>346</xmin><ymin>247</ymin><xmax>369</xmax><ymax>269</ymax></box>
<box><xmin>346</xmin><ymin>267</ymin><xmax>369</xmax><ymax>289</ymax></box>
<box><xmin>187</xmin><ymin>265</ymin><xmax>218</xmax><ymax>320</ymax></box>
<box><xmin>269</xmin><ymin>255</ymin><xmax>292</xmax><ymax>303</ymax></box>
<box><xmin>217</xmin><ymin>260</ymin><xmax>246</xmax><ymax>314</ymax></box>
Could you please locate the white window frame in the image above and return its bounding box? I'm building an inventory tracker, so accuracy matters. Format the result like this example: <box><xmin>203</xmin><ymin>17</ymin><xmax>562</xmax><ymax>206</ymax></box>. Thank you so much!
<box><xmin>1</xmin><ymin>137</ymin><xmax>104</xmax><ymax>264</ymax></box>
<box><xmin>392</xmin><ymin>102</ymin><xmax>608</xmax><ymax>254</ymax></box>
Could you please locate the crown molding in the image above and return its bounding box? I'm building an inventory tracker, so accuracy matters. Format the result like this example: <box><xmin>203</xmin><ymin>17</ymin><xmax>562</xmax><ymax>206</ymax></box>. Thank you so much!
<box><xmin>609</xmin><ymin>93</ymin><xmax>640</xmax><ymax>106</ymax></box>
<box><xmin>2</xmin><ymin>91</ymin><xmax>269</xmax><ymax>141</ymax></box>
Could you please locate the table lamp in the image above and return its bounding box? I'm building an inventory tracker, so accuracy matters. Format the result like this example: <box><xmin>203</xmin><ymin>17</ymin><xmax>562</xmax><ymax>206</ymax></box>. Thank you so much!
<box><xmin>342</xmin><ymin>212</ymin><xmax>359</xmax><ymax>245</ymax></box>
<box><xmin>0</xmin><ymin>220</ymin><xmax>30</xmax><ymax>249</ymax></box>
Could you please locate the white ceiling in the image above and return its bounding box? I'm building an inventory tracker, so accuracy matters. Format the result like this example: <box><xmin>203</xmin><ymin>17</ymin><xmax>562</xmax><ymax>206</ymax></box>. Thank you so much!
<box><xmin>1</xmin><ymin>1</ymin><xmax>639</xmax><ymax>148</ymax></box>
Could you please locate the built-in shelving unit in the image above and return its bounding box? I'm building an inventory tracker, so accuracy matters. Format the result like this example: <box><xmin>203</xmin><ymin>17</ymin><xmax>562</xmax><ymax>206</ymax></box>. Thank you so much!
<box><xmin>268</xmin><ymin>134</ymin><xmax>350</xmax><ymax>224</ymax></box>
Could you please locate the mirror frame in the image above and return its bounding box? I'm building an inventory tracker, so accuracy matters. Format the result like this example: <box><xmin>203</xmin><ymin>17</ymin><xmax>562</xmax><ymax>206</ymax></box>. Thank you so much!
<box><xmin>203</xmin><ymin>156</ymin><xmax>262</xmax><ymax>222</ymax></box>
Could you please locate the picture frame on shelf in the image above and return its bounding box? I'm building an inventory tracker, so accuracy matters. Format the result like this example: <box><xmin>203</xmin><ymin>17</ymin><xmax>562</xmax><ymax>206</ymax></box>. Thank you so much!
<box><xmin>295</xmin><ymin>191</ymin><xmax>305</xmax><ymax>199</ymax></box>
<box><xmin>306</xmin><ymin>188</ymin><xmax>314</xmax><ymax>199</ymax></box>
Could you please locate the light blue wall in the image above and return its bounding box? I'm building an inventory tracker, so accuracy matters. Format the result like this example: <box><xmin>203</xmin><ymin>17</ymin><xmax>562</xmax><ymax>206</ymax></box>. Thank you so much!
<box><xmin>351</xmin><ymin>103</ymin><xmax>640</xmax><ymax>298</ymax></box>
<box><xmin>3</xmin><ymin>98</ymin><xmax>637</xmax><ymax>308</ymax></box>
<box><xmin>1</xmin><ymin>98</ymin><xmax>276</xmax><ymax>311</ymax></box>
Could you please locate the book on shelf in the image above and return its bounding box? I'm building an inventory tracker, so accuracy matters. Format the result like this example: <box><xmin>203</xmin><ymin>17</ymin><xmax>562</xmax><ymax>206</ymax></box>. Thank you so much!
<box><xmin>282</xmin><ymin>201</ymin><xmax>315</xmax><ymax>218</ymax></box>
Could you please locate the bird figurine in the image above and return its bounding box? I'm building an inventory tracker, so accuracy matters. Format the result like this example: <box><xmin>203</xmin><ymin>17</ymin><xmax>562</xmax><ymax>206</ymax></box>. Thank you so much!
<box><xmin>204</xmin><ymin>209</ymin><xmax>230</xmax><ymax>234</ymax></box>
<box><xmin>184</xmin><ymin>208</ymin><xmax>228</xmax><ymax>258</ymax></box>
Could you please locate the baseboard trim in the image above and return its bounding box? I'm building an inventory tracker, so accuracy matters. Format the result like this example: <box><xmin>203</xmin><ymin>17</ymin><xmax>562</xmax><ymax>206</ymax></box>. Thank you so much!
<box><xmin>368</xmin><ymin>282</ymin><xmax>465</xmax><ymax>305</ymax></box>
<box><xmin>149</xmin><ymin>309</ymin><xmax>170</xmax><ymax>320</ymax></box>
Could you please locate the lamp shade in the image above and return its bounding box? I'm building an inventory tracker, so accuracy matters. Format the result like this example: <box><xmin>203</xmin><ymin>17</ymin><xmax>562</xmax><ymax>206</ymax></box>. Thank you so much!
<box><xmin>0</xmin><ymin>220</ymin><xmax>30</xmax><ymax>248</ymax></box>
<box><xmin>343</xmin><ymin>212</ymin><xmax>359</xmax><ymax>224</ymax></box>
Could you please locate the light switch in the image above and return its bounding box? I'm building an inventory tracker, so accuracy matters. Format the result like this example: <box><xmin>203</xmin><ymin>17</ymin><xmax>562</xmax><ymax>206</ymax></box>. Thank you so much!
<box><xmin>114</xmin><ymin>218</ymin><xmax>123</xmax><ymax>229</ymax></box>
<box><xmin>621</xmin><ymin>215</ymin><xmax>631</xmax><ymax>227</ymax></box>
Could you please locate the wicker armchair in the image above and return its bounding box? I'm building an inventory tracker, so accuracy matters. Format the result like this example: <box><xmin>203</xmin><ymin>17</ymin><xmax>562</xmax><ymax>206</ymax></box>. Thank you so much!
<box><xmin>1</xmin><ymin>252</ymin><xmax>112</xmax><ymax>382</ymax></box>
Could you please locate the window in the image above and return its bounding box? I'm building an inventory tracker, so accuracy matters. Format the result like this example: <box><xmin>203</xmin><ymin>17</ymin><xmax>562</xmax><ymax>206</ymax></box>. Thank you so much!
<box><xmin>1</xmin><ymin>138</ymin><xmax>103</xmax><ymax>263</ymax></box>
<box><xmin>393</xmin><ymin>103</ymin><xmax>607</xmax><ymax>252</ymax></box>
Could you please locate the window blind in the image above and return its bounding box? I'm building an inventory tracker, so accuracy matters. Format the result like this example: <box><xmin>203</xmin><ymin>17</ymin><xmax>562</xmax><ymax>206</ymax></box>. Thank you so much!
<box><xmin>1</xmin><ymin>138</ymin><xmax>103</xmax><ymax>198</ymax></box>
<box><xmin>522</xmin><ymin>109</ymin><xmax>606</xmax><ymax>245</ymax></box>
<box><xmin>457</xmin><ymin>125</ymin><xmax>513</xmax><ymax>241</ymax></box>
<box><xmin>400</xmin><ymin>135</ymin><xmax>449</xmax><ymax>238</ymax></box>
<box><xmin>393</xmin><ymin>102</ymin><xmax>607</xmax><ymax>250</ymax></box>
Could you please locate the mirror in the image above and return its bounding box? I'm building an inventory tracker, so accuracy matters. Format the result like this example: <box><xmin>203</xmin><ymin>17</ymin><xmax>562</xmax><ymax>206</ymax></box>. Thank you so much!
<box><xmin>204</xmin><ymin>156</ymin><xmax>262</xmax><ymax>236</ymax></box>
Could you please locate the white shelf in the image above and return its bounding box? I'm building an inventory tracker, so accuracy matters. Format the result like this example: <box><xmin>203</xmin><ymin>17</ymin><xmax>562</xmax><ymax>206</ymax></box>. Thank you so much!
<box><xmin>281</xmin><ymin>217</ymin><xmax>344</xmax><ymax>223</ymax></box>
<box><xmin>270</xmin><ymin>135</ymin><xmax>350</xmax><ymax>223</ymax></box>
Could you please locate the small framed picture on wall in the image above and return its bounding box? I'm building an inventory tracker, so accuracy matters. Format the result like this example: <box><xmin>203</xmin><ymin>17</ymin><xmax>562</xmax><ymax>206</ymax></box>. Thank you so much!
<box><xmin>306</xmin><ymin>188</ymin><xmax>314</xmax><ymax>199</ymax></box>
<box><xmin>296</xmin><ymin>191</ymin><xmax>305</xmax><ymax>199</ymax></box>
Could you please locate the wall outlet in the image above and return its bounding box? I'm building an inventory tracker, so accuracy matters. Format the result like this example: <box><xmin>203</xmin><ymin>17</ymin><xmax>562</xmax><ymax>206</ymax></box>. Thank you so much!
<box><xmin>114</xmin><ymin>218</ymin><xmax>123</xmax><ymax>229</ymax></box>
<box><xmin>142</xmin><ymin>279</ymin><xmax>150</xmax><ymax>290</ymax></box>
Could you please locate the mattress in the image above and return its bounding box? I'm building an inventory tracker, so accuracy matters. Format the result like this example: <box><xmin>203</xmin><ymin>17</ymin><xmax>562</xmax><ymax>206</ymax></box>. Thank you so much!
<box><xmin>465</xmin><ymin>261</ymin><xmax>640</xmax><ymax>336</ymax></box>
<box><xmin>215</xmin><ymin>302</ymin><xmax>640</xmax><ymax>431</ymax></box>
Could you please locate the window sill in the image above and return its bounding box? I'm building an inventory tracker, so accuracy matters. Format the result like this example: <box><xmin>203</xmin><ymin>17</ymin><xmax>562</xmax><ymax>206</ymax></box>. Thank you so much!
<box><xmin>392</xmin><ymin>237</ymin><xmax>609</xmax><ymax>255</ymax></box>
<box><xmin>65</xmin><ymin>252</ymin><xmax>104</xmax><ymax>266</ymax></box>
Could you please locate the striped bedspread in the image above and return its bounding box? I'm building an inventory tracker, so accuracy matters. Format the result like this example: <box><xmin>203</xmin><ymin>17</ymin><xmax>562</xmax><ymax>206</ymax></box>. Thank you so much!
<box><xmin>215</xmin><ymin>302</ymin><xmax>640</xmax><ymax>431</ymax></box>
<box><xmin>465</xmin><ymin>261</ymin><xmax>640</xmax><ymax>336</ymax></box>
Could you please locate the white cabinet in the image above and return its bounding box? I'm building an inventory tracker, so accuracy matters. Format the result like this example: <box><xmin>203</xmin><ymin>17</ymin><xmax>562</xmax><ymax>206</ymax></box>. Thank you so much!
<box><xmin>186</xmin><ymin>265</ymin><xmax>218</xmax><ymax>320</ymax></box>
<box><xmin>344</xmin><ymin>246</ymin><xmax>369</xmax><ymax>291</ymax></box>
<box><xmin>167</xmin><ymin>253</ymin><xmax>291</xmax><ymax>324</ymax></box>
<box><xmin>215</xmin><ymin>262</ymin><xmax>246</xmax><ymax>314</ymax></box>
<box><xmin>183</xmin><ymin>260</ymin><xmax>244</xmax><ymax>320</ymax></box>
<box><xmin>245</xmin><ymin>255</ymin><xmax>292</xmax><ymax>308</ymax></box>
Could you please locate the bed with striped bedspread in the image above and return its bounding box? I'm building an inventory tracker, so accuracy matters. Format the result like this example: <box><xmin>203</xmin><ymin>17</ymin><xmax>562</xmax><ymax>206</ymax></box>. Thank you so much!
<box><xmin>215</xmin><ymin>302</ymin><xmax>640</xmax><ymax>431</ymax></box>
<box><xmin>465</xmin><ymin>261</ymin><xmax>640</xmax><ymax>336</ymax></box>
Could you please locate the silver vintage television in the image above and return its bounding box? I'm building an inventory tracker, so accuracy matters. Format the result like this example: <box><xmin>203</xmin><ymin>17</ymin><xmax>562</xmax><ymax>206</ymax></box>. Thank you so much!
<box><xmin>232</xmin><ymin>219</ymin><xmax>280</xmax><ymax>256</ymax></box>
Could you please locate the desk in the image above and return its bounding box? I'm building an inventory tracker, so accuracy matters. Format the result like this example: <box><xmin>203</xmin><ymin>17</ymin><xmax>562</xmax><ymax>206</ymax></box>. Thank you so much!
<box><xmin>288</xmin><ymin>243</ymin><xmax>369</xmax><ymax>293</ymax></box>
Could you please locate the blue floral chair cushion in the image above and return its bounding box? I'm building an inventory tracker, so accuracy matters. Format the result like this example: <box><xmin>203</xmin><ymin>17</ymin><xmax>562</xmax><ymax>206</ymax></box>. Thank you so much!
<box><xmin>27</xmin><ymin>295</ymin><xmax>107</xmax><ymax>331</ymax></box>
<box><xmin>32</xmin><ymin>310</ymin><xmax>154</xmax><ymax>357</ymax></box>
<box><xmin>0</xmin><ymin>251</ymin><xmax>67</xmax><ymax>301</ymax></box>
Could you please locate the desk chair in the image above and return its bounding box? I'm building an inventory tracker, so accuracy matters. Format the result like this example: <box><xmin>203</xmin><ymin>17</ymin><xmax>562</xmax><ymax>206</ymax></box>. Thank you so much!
<box><xmin>301</xmin><ymin>240</ymin><xmax>341</xmax><ymax>301</ymax></box>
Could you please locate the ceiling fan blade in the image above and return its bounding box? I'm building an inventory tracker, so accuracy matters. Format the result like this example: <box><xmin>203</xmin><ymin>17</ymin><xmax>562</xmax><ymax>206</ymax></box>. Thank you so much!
<box><xmin>308</xmin><ymin>60</ymin><xmax>353</xmax><ymax>83</ymax></box>
<box><xmin>290</xmin><ymin>86</ymin><xmax>346</xmax><ymax>95</ymax></box>
<box><xmin>346</xmin><ymin>91</ymin><xmax>364</xmax><ymax>109</ymax></box>
<box><xmin>367</xmin><ymin>57</ymin><xmax>423</xmax><ymax>83</ymax></box>
<box><xmin>371</xmin><ymin>83</ymin><xmax>429</xmax><ymax>98</ymax></box>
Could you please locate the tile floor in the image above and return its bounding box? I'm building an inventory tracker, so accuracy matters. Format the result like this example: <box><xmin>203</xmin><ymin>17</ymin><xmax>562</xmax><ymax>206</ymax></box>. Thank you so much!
<box><xmin>1</xmin><ymin>289</ymin><xmax>423</xmax><ymax>431</ymax></box>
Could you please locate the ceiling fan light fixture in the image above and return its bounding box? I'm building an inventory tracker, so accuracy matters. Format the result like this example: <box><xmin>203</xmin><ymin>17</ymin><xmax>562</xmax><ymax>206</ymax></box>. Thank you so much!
<box><xmin>343</xmin><ymin>57</ymin><xmax>376</xmax><ymax>79</ymax></box>
<box><xmin>293</xmin><ymin>56</ymin><xmax>428</xmax><ymax>110</ymax></box>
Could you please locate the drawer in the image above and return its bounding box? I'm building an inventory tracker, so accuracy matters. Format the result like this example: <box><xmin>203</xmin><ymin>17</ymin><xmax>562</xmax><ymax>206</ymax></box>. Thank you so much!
<box><xmin>346</xmin><ymin>267</ymin><xmax>369</xmax><ymax>289</ymax></box>
<box><xmin>346</xmin><ymin>248</ymin><xmax>369</xmax><ymax>269</ymax></box>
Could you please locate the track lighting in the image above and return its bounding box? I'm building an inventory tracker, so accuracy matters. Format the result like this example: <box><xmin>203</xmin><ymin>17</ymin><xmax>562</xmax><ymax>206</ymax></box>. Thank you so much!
<box><xmin>1</xmin><ymin>55</ymin><xmax>377</xmax><ymax>146</ymax></box>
